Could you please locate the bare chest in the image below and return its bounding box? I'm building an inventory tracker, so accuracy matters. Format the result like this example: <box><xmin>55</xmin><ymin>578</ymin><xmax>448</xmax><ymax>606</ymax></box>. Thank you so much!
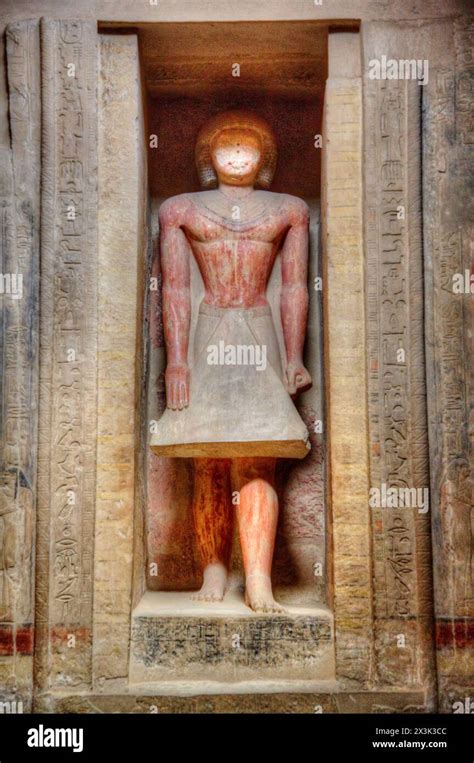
<box><xmin>182</xmin><ymin>194</ymin><xmax>287</xmax><ymax>245</ymax></box>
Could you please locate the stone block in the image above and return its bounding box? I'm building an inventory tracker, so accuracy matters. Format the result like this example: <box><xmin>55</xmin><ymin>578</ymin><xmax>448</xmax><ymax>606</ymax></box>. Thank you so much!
<box><xmin>129</xmin><ymin>591</ymin><xmax>334</xmax><ymax>684</ymax></box>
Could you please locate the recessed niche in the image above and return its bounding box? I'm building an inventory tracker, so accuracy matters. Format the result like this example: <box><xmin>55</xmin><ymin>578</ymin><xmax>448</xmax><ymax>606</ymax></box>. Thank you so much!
<box><xmin>126</xmin><ymin>21</ymin><xmax>329</xmax><ymax>615</ymax></box>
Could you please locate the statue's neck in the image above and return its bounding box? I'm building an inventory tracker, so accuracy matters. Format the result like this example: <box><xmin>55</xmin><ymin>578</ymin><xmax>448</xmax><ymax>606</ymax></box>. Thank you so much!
<box><xmin>217</xmin><ymin>182</ymin><xmax>255</xmax><ymax>200</ymax></box>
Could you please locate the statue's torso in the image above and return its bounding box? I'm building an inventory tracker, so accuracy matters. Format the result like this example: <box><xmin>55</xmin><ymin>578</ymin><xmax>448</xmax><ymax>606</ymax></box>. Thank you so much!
<box><xmin>176</xmin><ymin>190</ymin><xmax>292</xmax><ymax>308</ymax></box>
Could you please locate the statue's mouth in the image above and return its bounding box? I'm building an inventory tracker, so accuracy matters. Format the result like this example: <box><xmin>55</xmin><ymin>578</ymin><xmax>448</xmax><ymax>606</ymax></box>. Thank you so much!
<box><xmin>228</xmin><ymin>162</ymin><xmax>249</xmax><ymax>170</ymax></box>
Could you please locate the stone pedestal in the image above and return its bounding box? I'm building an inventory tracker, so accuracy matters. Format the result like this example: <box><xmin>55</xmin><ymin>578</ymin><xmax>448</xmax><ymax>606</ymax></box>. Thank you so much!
<box><xmin>129</xmin><ymin>591</ymin><xmax>334</xmax><ymax>684</ymax></box>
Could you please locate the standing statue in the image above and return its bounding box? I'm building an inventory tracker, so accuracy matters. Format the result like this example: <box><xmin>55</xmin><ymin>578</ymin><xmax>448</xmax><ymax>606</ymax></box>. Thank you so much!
<box><xmin>151</xmin><ymin>111</ymin><xmax>311</xmax><ymax>612</ymax></box>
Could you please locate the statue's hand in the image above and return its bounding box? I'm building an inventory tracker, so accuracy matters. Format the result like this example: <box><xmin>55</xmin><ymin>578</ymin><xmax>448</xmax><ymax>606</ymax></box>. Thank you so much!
<box><xmin>165</xmin><ymin>363</ymin><xmax>190</xmax><ymax>410</ymax></box>
<box><xmin>284</xmin><ymin>362</ymin><xmax>312</xmax><ymax>395</ymax></box>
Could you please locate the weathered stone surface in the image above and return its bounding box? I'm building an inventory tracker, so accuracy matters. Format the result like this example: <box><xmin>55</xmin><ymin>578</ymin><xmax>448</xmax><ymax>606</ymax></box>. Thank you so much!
<box><xmin>0</xmin><ymin>18</ymin><xmax>41</xmax><ymax>708</ymax></box>
<box><xmin>142</xmin><ymin>22</ymin><xmax>327</xmax><ymax>108</ymax></box>
<box><xmin>94</xmin><ymin>33</ymin><xmax>147</xmax><ymax>689</ymax></box>
<box><xmin>322</xmin><ymin>32</ymin><xmax>372</xmax><ymax>684</ymax></box>
<box><xmin>362</xmin><ymin>21</ymin><xmax>435</xmax><ymax>695</ymax></box>
<box><xmin>0</xmin><ymin>0</ymin><xmax>467</xmax><ymax>28</ymax></box>
<box><xmin>422</xmin><ymin>16</ymin><xmax>474</xmax><ymax>712</ymax></box>
<box><xmin>130</xmin><ymin>591</ymin><xmax>334</xmax><ymax>683</ymax></box>
<box><xmin>35</xmin><ymin>18</ymin><xmax>98</xmax><ymax>692</ymax></box>
<box><xmin>34</xmin><ymin>688</ymin><xmax>429</xmax><ymax>714</ymax></box>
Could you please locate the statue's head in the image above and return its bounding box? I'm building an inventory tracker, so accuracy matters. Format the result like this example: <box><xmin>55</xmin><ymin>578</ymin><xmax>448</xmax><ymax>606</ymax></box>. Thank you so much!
<box><xmin>195</xmin><ymin>110</ymin><xmax>277</xmax><ymax>189</ymax></box>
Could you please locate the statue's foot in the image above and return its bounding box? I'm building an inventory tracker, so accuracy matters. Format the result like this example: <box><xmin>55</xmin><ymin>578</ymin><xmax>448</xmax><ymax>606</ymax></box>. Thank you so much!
<box><xmin>192</xmin><ymin>562</ymin><xmax>228</xmax><ymax>602</ymax></box>
<box><xmin>245</xmin><ymin>573</ymin><xmax>285</xmax><ymax>613</ymax></box>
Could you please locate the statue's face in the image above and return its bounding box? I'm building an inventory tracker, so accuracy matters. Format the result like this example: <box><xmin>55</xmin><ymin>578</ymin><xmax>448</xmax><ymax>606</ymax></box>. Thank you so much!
<box><xmin>210</xmin><ymin>128</ymin><xmax>262</xmax><ymax>186</ymax></box>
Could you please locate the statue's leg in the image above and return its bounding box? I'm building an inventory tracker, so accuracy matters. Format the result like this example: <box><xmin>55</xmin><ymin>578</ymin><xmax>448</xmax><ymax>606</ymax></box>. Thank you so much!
<box><xmin>231</xmin><ymin>458</ymin><xmax>283</xmax><ymax>613</ymax></box>
<box><xmin>192</xmin><ymin>458</ymin><xmax>233</xmax><ymax>602</ymax></box>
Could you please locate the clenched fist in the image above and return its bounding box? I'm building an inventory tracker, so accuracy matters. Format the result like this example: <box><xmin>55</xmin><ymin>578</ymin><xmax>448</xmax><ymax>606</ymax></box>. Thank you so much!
<box><xmin>284</xmin><ymin>362</ymin><xmax>312</xmax><ymax>395</ymax></box>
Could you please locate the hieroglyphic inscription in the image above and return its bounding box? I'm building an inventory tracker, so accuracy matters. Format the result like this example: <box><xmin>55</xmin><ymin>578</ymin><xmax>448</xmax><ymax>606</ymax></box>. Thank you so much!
<box><xmin>364</xmin><ymin>24</ymin><xmax>433</xmax><ymax>687</ymax></box>
<box><xmin>131</xmin><ymin>614</ymin><xmax>332</xmax><ymax>682</ymax></box>
<box><xmin>36</xmin><ymin>19</ymin><xmax>97</xmax><ymax>688</ymax></box>
<box><xmin>376</xmin><ymin>81</ymin><xmax>416</xmax><ymax>619</ymax></box>
<box><xmin>455</xmin><ymin>22</ymin><xmax>474</xmax><ymax>148</ymax></box>
<box><xmin>0</xmin><ymin>150</ymin><xmax>16</xmax><ymax>626</ymax></box>
<box><xmin>423</xmin><ymin>20</ymin><xmax>474</xmax><ymax>628</ymax></box>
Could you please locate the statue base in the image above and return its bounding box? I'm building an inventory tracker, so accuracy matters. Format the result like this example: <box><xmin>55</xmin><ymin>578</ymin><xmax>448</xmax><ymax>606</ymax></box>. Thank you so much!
<box><xmin>129</xmin><ymin>591</ymin><xmax>334</xmax><ymax>684</ymax></box>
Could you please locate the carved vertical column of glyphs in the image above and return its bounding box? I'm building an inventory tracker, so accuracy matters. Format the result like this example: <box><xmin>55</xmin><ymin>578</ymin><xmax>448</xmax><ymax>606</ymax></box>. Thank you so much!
<box><xmin>0</xmin><ymin>19</ymin><xmax>41</xmax><ymax>707</ymax></box>
<box><xmin>35</xmin><ymin>19</ymin><xmax>98</xmax><ymax>694</ymax></box>
<box><xmin>0</xmin><ymin>145</ymin><xmax>16</xmax><ymax>696</ymax></box>
<box><xmin>423</xmin><ymin>17</ymin><xmax>473</xmax><ymax>711</ymax></box>
<box><xmin>323</xmin><ymin>32</ymin><xmax>373</xmax><ymax>684</ymax></box>
<box><xmin>363</xmin><ymin>22</ymin><xmax>435</xmax><ymax>696</ymax></box>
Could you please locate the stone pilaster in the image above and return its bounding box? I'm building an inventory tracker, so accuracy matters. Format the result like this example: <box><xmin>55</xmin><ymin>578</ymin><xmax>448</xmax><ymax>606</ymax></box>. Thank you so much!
<box><xmin>323</xmin><ymin>32</ymin><xmax>373</xmax><ymax>684</ymax></box>
<box><xmin>35</xmin><ymin>18</ymin><xmax>98</xmax><ymax>694</ymax></box>
<box><xmin>422</xmin><ymin>16</ymin><xmax>474</xmax><ymax>712</ymax></box>
<box><xmin>362</xmin><ymin>22</ymin><xmax>435</xmax><ymax>697</ymax></box>
<box><xmin>0</xmin><ymin>19</ymin><xmax>41</xmax><ymax>710</ymax></box>
<box><xmin>93</xmin><ymin>33</ymin><xmax>147</xmax><ymax>688</ymax></box>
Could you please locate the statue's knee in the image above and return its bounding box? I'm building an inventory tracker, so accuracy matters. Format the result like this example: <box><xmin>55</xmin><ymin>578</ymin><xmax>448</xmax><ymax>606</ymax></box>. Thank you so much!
<box><xmin>240</xmin><ymin>477</ymin><xmax>276</xmax><ymax>501</ymax></box>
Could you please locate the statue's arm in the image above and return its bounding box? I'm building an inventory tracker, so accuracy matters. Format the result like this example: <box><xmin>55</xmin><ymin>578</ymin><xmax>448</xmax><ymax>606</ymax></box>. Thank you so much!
<box><xmin>159</xmin><ymin>197</ymin><xmax>191</xmax><ymax>410</ymax></box>
<box><xmin>280</xmin><ymin>197</ymin><xmax>312</xmax><ymax>395</ymax></box>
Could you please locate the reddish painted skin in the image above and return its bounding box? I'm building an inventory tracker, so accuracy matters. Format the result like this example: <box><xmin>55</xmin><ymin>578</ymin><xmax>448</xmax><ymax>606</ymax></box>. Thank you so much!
<box><xmin>159</xmin><ymin>126</ymin><xmax>311</xmax><ymax>611</ymax></box>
